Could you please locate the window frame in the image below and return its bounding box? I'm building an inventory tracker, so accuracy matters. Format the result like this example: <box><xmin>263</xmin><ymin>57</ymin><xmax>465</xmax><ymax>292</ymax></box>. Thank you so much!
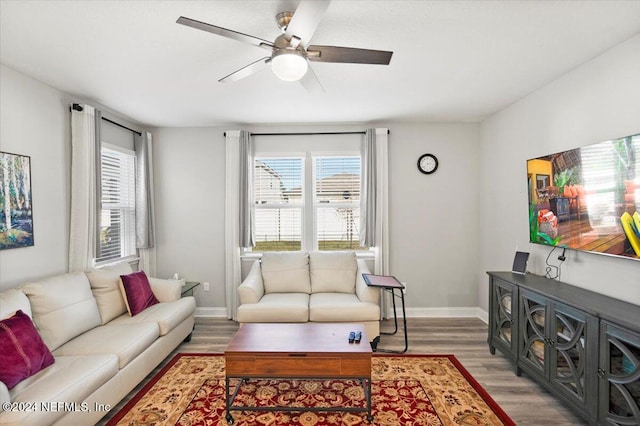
<box><xmin>95</xmin><ymin>143</ymin><xmax>137</xmax><ymax>266</ymax></box>
<box><xmin>253</xmin><ymin>154</ymin><xmax>305</xmax><ymax>252</ymax></box>
<box><xmin>250</xmin><ymin>149</ymin><xmax>368</xmax><ymax>253</ymax></box>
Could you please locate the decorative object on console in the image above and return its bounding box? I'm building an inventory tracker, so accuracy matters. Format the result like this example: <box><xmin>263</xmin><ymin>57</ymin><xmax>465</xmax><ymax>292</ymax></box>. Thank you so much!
<box><xmin>511</xmin><ymin>251</ymin><xmax>529</xmax><ymax>275</ymax></box>
<box><xmin>0</xmin><ymin>151</ymin><xmax>34</xmax><ymax>250</ymax></box>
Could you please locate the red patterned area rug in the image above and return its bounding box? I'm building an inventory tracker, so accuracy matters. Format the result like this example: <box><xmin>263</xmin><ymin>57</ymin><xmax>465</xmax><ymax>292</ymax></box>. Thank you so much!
<box><xmin>106</xmin><ymin>354</ymin><xmax>515</xmax><ymax>426</ymax></box>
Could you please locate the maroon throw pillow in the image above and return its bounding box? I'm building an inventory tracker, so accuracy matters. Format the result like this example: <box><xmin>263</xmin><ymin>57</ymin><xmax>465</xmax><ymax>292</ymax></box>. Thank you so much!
<box><xmin>0</xmin><ymin>310</ymin><xmax>55</xmax><ymax>389</ymax></box>
<box><xmin>119</xmin><ymin>271</ymin><xmax>159</xmax><ymax>316</ymax></box>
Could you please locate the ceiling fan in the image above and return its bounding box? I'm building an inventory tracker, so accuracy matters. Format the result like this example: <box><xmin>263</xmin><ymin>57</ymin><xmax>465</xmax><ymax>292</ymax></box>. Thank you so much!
<box><xmin>176</xmin><ymin>0</ymin><xmax>393</xmax><ymax>92</ymax></box>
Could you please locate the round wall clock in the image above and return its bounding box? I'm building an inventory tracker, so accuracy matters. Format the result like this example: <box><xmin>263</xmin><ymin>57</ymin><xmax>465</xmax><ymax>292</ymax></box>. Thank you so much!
<box><xmin>417</xmin><ymin>153</ymin><xmax>438</xmax><ymax>174</ymax></box>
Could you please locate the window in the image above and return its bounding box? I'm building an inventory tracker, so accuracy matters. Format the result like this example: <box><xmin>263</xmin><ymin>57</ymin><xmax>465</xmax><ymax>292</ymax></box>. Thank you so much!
<box><xmin>253</xmin><ymin>153</ymin><xmax>366</xmax><ymax>252</ymax></box>
<box><xmin>254</xmin><ymin>157</ymin><xmax>303</xmax><ymax>251</ymax></box>
<box><xmin>314</xmin><ymin>156</ymin><xmax>364</xmax><ymax>250</ymax></box>
<box><xmin>97</xmin><ymin>144</ymin><xmax>136</xmax><ymax>263</ymax></box>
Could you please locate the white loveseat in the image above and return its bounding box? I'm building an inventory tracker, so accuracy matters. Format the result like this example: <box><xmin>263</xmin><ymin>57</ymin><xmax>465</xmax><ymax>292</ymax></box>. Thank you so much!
<box><xmin>0</xmin><ymin>263</ymin><xmax>196</xmax><ymax>426</ymax></box>
<box><xmin>237</xmin><ymin>251</ymin><xmax>381</xmax><ymax>344</ymax></box>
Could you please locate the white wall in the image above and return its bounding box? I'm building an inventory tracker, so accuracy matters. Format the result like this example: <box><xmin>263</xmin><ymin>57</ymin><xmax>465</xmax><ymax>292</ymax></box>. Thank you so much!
<box><xmin>152</xmin><ymin>122</ymin><xmax>481</xmax><ymax>313</ymax></box>
<box><xmin>152</xmin><ymin>127</ymin><xmax>227</xmax><ymax>311</ymax></box>
<box><xmin>0</xmin><ymin>65</ymin><xmax>70</xmax><ymax>289</ymax></box>
<box><xmin>0</xmin><ymin>64</ymin><xmax>146</xmax><ymax>291</ymax></box>
<box><xmin>478</xmin><ymin>34</ymin><xmax>640</xmax><ymax>311</ymax></box>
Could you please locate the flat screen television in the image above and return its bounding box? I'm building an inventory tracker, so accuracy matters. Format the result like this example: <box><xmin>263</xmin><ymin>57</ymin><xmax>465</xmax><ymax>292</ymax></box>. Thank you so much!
<box><xmin>527</xmin><ymin>132</ymin><xmax>640</xmax><ymax>261</ymax></box>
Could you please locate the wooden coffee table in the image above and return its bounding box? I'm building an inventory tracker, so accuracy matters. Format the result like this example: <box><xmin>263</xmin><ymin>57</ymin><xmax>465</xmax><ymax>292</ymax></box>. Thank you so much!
<box><xmin>224</xmin><ymin>322</ymin><xmax>372</xmax><ymax>424</ymax></box>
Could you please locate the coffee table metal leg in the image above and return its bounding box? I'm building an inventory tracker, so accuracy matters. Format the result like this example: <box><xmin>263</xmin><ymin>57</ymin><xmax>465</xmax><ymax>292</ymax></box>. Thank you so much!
<box><xmin>365</xmin><ymin>377</ymin><xmax>373</xmax><ymax>422</ymax></box>
<box><xmin>225</xmin><ymin>377</ymin><xmax>234</xmax><ymax>424</ymax></box>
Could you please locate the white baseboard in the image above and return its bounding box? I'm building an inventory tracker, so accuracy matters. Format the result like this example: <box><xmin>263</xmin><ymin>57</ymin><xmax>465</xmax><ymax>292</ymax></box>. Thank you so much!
<box><xmin>196</xmin><ymin>306</ymin><xmax>490</xmax><ymax>323</ymax></box>
<box><xmin>388</xmin><ymin>307</ymin><xmax>488</xmax><ymax>323</ymax></box>
<box><xmin>195</xmin><ymin>307</ymin><xmax>228</xmax><ymax>318</ymax></box>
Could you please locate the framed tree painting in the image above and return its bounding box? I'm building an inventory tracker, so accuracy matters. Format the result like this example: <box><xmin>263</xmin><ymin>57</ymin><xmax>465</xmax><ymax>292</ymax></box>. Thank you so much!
<box><xmin>0</xmin><ymin>151</ymin><xmax>34</xmax><ymax>249</ymax></box>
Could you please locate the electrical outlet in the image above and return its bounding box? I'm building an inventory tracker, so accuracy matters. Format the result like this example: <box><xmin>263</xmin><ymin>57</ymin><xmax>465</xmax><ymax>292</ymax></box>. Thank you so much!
<box><xmin>203</xmin><ymin>282</ymin><xmax>210</xmax><ymax>292</ymax></box>
<box><xmin>401</xmin><ymin>282</ymin><xmax>407</xmax><ymax>295</ymax></box>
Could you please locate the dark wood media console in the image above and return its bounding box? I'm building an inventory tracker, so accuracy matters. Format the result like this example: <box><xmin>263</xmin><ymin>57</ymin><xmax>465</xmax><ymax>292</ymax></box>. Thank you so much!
<box><xmin>487</xmin><ymin>271</ymin><xmax>640</xmax><ymax>425</ymax></box>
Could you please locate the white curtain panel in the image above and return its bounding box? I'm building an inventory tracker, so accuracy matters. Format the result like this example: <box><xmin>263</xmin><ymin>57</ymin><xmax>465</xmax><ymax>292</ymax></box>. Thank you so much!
<box><xmin>136</xmin><ymin>131</ymin><xmax>157</xmax><ymax>276</ymax></box>
<box><xmin>360</xmin><ymin>130</ymin><xmax>376</xmax><ymax>247</ymax></box>
<box><xmin>373</xmin><ymin>128</ymin><xmax>390</xmax><ymax>276</ymax></box>
<box><xmin>69</xmin><ymin>105</ymin><xmax>100</xmax><ymax>272</ymax></box>
<box><xmin>370</xmin><ymin>128</ymin><xmax>391</xmax><ymax>318</ymax></box>
<box><xmin>225</xmin><ymin>130</ymin><xmax>242</xmax><ymax>320</ymax></box>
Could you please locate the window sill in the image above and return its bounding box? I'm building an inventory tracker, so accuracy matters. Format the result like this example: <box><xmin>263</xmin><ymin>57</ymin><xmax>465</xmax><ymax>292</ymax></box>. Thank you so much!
<box><xmin>240</xmin><ymin>250</ymin><xmax>374</xmax><ymax>261</ymax></box>
<box><xmin>94</xmin><ymin>256</ymin><xmax>140</xmax><ymax>270</ymax></box>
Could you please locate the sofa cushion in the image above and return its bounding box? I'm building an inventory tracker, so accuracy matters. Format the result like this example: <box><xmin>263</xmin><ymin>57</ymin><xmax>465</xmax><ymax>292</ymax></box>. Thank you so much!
<box><xmin>237</xmin><ymin>293</ymin><xmax>309</xmax><ymax>323</ymax></box>
<box><xmin>6</xmin><ymin>354</ymin><xmax>118</xmax><ymax>425</ymax></box>
<box><xmin>86</xmin><ymin>262</ymin><xmax>133</xmax><ymax>324</ymax></box>
<box><xmin>309</xmin><ymin>293</ymin><xmax>380</xmax><ymax>322</ymax></box>
<box><xmin>53</xmin><ymin>322</ymin><xmax>159</xmax><ymax>369</ymax></box>
<box><xmin>21</xmin><ymin>272</ymin><xmax>102</xmax><ymax>351</ymax></box>
<box><xmin>261</xmin><ymin>252</ymin><xmax>311</xmax><ymax>294</ymax></box>
<box><xmin>108</xmin><ymin>298</ymin><xmax>196</xmax><ymax>336</ymax></box>
<box><xmin>119</xmin><ymin>271</ymin><xmax>159</xmax><ymax>316</ymax></box>
<box><xmin>309</xmin><ymin>251</ymin><xmax>357</xmax><ymax>293</ymax></box>
<box><xmin>0</xmin><ymin>288</ymin><xmax>32</xmax><ymax>320</ymax></box>
<box><xmin>0</xmin><ymin>310</ymin><xmax>55</xmax><ymax>389</ymax></box>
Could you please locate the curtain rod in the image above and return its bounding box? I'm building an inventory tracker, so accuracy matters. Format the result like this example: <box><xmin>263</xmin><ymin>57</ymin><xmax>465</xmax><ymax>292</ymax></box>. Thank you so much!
<box><xmin>101</xmin><ymin>117</ymin><xmax>142</xmax><ymax>136</ymax></box>
<box><xmin>223</xmin><ymin>130</ymin><xmax>390</xmax><ymax>137</ymax></box>
<box><xmin>71</xmin><ymin>104</ymin><xmax>142</xmax><ymax>136</ymax></box>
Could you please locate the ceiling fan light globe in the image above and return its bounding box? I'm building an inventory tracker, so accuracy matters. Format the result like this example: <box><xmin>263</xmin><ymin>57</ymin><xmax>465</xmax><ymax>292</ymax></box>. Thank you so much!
<box><xmin>271</xmin><ymin>50</ymin><xmax>308</xmax><ymax>81</ymax></box>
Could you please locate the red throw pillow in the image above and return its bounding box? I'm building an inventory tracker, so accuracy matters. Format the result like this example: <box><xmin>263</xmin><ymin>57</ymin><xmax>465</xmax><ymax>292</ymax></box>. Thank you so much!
<box><xmin>119</xmin><ymin>271</ymin><xmax>159</xmax><ymax>316</ymax></box>
<box><xmin>0</xmin><ymin>310</ymin><xmax>55</xmax><ymax>389</ymax></box>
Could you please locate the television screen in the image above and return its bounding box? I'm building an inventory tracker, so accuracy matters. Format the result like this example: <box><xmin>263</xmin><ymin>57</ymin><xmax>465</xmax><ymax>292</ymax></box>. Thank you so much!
<box><xmin>527</xmin><ymin>133</ymin><xmax>640</xmax><ymax>261</ymax></box>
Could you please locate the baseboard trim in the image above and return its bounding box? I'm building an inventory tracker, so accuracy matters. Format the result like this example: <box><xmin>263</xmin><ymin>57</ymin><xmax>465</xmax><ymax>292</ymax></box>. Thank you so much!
<box><xmin>195</xmin><ymin>306</ymin><xmax>490</xmax><ymax>322</ymax></box>
<box><xmin>195</xmin><ymin>307</ymin><xmax>228</xmax><ymax>318</ymax></box>
<box><xmin>401</xmin><ymin>307</ymin><xmax>488</xmax><ymax>321</ymax></box>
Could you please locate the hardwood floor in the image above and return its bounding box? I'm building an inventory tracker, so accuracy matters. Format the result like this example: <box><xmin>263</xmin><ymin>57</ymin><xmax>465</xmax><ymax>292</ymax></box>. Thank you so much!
<box><xmin>99</xmin><ymin>317</ymin><xmax>588</xmax><ymax>425</ymax></box>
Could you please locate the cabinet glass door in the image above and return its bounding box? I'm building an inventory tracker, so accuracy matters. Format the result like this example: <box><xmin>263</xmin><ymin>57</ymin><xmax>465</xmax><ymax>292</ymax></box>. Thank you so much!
<box><xmin>493</xmin><ymin>282</ymin><xmax>514</xmax><ymax>349</ymax></box>
<box><xmin>550</xmin><ymin>303</ymin><xmax>594</xmax><ymax>415</ymax></box>
<box><xmin>601</xmin><ymin>323</ymin><xmax>640</xmax><ymax>425</ymax></box>
<box><xmin>519</xmin><ymin>291</ymin><xmax>547</xmax><ymax>376</ymax></box>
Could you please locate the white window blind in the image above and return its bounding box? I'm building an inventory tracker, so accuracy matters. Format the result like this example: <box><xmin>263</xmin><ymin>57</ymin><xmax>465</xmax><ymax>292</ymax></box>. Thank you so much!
<box><xmin>314</xmin><ymin>156</ymin><xmax>364</xmax><ymax>250</ymax></box>
<box><xmin>254</xmin><ymin>158</ymin><xmax>303</xmax><ymax>251</ymax></box>
<box><xmin>97</xmin><ymin>145</ymin><xmax>136</xmax><ymax>263</ymax></box>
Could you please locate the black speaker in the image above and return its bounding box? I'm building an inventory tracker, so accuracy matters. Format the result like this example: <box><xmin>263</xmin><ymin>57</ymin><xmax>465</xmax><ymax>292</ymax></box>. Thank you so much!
<box><xmin>512</xmin><ymin>251</ymin><xmax>529</xmax><ymax>275</ymax></box>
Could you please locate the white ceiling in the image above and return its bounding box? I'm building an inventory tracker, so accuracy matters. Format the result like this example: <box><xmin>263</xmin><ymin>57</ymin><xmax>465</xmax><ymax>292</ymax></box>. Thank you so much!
<box><xmin>2</xmin><ymin>1</ymin><xmax>640</xmax><ymax>128</ymax></box>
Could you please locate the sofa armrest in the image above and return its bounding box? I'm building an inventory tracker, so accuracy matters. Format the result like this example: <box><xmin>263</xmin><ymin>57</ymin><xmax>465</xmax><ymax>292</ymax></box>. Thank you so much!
<box><xmin>355</xmin><ymin>259</ymin><xmax>380</xmax><ymax>305</ymax></box>
<box><xmin>148</xmin><ymin>277</ymin><xmax>182</xmax><ymax>302</ymax></box>
<box><xmin>0</xmin><ymin>380</ymin><xmax>9</xmax><ymax>405</ymax></box>
<box><xmin>238</xmin><ymin>261</ymin><xmax>264</xmax><ymax>304</ymax></box>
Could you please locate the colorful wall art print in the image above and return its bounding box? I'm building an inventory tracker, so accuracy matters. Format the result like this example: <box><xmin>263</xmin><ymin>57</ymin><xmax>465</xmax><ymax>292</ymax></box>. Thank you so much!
<box><xmin>0</xmin><ymin>152</ymin><xmax>34</xmax><ymax>250</ymax></box>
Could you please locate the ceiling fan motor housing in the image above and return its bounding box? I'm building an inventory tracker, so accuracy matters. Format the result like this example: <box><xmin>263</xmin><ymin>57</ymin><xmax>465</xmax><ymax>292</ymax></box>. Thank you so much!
<box><xmin>276</xmin><ymin>12</ymin><xmax>294</xmax><ymax>32</ymax></box>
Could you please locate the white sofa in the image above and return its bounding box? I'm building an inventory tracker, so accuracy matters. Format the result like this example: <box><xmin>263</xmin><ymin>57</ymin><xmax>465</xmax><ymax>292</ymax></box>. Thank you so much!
<box><xmin>0</xmin><ymin>263</ymin><xmax>196</xmax><ymax>426</ymax></box>
<box><xmin>237</xmin><ymin>251</ymin><xmax>381</xmax><ymax>345</ymax></box>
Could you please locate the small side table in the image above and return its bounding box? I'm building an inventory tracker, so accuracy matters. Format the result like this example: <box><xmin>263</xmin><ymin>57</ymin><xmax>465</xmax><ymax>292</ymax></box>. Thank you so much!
<box><xmin>362</xmin><ymin>273</ymin><xmax>408</xmax><ymax>354</ymax></box>
<box><xmin>181</xmin><ymin>281</ymin><xmax>200</xmax><ymax>297</ymax></box>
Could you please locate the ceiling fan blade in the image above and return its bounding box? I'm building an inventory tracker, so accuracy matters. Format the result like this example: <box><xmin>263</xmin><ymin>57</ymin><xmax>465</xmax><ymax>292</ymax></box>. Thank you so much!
<box><xmin>177</xmin><ymin>16</ymin><xmax>274</xmax><ymax>49</ymax></box>
<box><xmin>307</xmin><ymin>45</ymin><xmax>393</xmax><ymax>65</ymax></box>
<box><xmin>284</xmin><ymin>0</ymin><xmax>331</xmax><ymax>48</ymax></box>
<box><xmin>219</xmin><ymin>57</ymin><xmax>271</xmax><ymax>83</ymax></box>
<box><xmin>298</xmin><ymin>63</ymin><xmax>324</xmax><ymax>94</ymax></box>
